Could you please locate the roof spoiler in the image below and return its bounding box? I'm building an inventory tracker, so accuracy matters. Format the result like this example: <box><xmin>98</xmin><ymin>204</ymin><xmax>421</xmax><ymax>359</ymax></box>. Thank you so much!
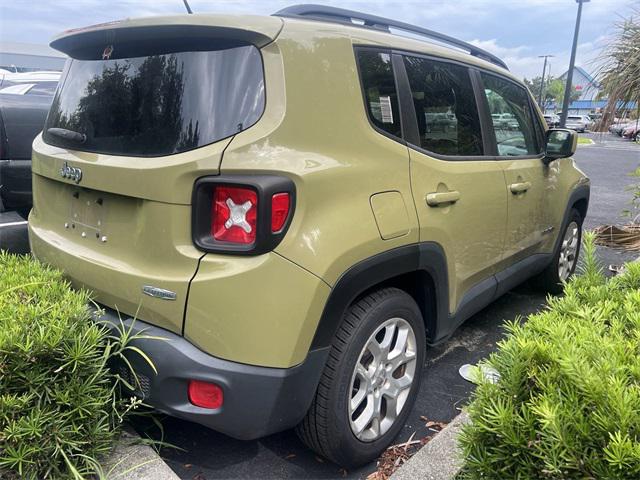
<box><xmin>50</xmin><ymin>15</ymin><xmax>283</xmax><ymax>59</ymax></box>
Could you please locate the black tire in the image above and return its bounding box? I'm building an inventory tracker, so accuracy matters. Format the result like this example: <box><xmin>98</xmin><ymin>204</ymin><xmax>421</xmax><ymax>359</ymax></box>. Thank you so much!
<box><xmin>534</xmin><ymin>208</ymin><xmax>582</xmax><ymax>294</ymax></box>
<box><xmin>296</xmin><ymin>288</ymin><xmax>426</xmax><ymax>468</ymax></box>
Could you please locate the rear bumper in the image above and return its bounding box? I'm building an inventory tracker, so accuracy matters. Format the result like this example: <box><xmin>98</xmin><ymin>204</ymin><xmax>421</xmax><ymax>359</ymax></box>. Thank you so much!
<box><xmin>96</xmin><ymin>306</ymin><xmax>328</xmax><ymax>440</ymax></box>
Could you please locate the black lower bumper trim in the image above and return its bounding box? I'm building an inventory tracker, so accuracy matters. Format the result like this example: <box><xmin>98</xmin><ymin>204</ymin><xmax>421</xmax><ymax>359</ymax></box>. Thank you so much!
<box><xmin>96</xmin><ymin>307</ymin><xmax>328</xmax><ymax>440</ymax></box>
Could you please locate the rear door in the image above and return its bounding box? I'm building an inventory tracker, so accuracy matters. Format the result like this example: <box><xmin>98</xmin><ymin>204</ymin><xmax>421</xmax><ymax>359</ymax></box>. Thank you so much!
<box><xmin>478</xmin><ymin>72</ymin><xmax>547</xmax><ymax>266</ymax></box>
<box><xmin>29</xmin><ymin>20</ymin><xmax>276</xmax><ymax>334</ymax></box>
<box><xmin>398</xmin><ymin>54</ymin><xmax>507</xmax><ymax>314</ymax></box>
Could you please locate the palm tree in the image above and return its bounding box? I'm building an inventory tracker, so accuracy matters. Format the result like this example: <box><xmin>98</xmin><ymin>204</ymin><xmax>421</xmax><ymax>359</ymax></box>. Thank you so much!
<box><xmin>593</xmin><ymin>11</ymin><xmax>640</xmax><ymax>251</ymax></box>
<box><xmin>595</xmin><ymin>11</ymin><xmax>640</xmax><ymax>128</ymax></box>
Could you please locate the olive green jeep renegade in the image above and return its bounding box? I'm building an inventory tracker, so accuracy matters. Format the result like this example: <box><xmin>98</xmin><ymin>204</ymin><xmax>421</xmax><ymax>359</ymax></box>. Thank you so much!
<box><xmin>29</xmin><ymin>5</ymin><xmax>589</xmax><ymax>467</ymax></box>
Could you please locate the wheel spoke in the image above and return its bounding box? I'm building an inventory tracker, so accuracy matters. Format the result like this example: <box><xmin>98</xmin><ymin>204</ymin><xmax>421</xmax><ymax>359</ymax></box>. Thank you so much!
<box><xmin>352</xmin><ymin>396</ymin><xmax>375</xmax><ymax>435</ymax></box>
<box><xmin>383</xmin><ymin>392</ymin><xmax>399</xmax><ymax>421</ymax></box>
<box><xmin>356</xmin><ymin>362</ymin><xmax>373</xmax><ymax>383</ymax></box>
<box><xmin>370</xmin><ymin>417</ymin><xmax>381</xmax><ymax>438</ymax></box>
<box><xmin>351</xmin><ymin>381</ymin><xmax>368</xmax><ymax>411</ymax></box>
<box><xmin>367</xmin><ymin>324</ymin><xmax>395</xmax><ymax>364</ymax></box>
<box><xmin>390</xmin><ymin>372</ymin><xmax>413</xmax><ymax>393</ymax></box>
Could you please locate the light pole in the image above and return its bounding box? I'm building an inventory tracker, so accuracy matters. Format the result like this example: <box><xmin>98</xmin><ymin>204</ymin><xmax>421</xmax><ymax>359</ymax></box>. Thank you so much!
<box><xmin>538</xmin><ymin>55</ymin><xmax>554</xmax><ymax>111</ymax></box>
<box><xmin>560</xmin><ymin>0</ymin><xmax>590</xmax><ymax>127</ymax></box>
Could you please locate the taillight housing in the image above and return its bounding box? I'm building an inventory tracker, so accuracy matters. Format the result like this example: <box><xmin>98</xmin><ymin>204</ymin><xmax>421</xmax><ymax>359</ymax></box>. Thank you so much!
<box><xmin>192</xmin><ymin>175</ymin><xmax>295</xmax><ymax>255</ymax></box>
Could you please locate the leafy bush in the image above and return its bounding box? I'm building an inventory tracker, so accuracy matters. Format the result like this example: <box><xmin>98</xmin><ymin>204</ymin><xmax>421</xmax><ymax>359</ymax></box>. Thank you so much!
<box><xmin>459</xmin><ymin>234</ymin><xmax>640</xmax><ymax>479</ymax></box>
<box><xmin>0</xmin><ymin>253</ymin><xmax>141</xmax><ymax>479</ymax></box>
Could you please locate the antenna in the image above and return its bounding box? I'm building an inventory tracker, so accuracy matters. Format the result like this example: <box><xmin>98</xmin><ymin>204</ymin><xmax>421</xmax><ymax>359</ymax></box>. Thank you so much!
<box><xmin>182</xmin><ymin>0</ymin><xmax>193</xmax><ymax>14</ymax></box>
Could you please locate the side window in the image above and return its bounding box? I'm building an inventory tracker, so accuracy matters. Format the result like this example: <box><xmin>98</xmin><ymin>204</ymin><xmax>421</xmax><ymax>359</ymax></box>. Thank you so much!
<box><xmin>356</xmin><ymin>50</ymin><xmax>402</xmax><ymax>139</ymax></box>
<box><xmin>481</xmin><ymin>73</ymin><xmax>540</xmax><ymax>156</ymax></box>
<box><xmin>403</xmin><ymin>56</ymin><xmax>483</xmax><ymax>156</ymax></box>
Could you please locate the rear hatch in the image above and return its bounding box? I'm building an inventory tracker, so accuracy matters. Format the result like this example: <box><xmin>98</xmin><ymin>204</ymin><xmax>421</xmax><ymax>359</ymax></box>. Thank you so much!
<box><xmin>29</xmin><ymin>15</ymin><xmax>280</xmax><ymax>334</ymax></box>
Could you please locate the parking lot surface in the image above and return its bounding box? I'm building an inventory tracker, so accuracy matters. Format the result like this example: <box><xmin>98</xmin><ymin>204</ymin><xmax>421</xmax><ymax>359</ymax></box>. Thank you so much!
<box><xmin>130</xmin><ymin>133</ymin><xmax>638</xmax><ymax>480</ymax></box>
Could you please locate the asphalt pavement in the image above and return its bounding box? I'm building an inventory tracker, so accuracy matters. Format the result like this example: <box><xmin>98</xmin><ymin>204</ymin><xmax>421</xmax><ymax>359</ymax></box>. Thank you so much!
<box><xmin>132</xmin><ymin>133</ymin><xmax>639</xmax><ymax>480</ymax></box>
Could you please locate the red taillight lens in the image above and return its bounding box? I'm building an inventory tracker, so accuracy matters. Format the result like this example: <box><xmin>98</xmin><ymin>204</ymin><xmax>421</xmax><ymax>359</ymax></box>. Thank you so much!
<box><xmin>212</xmin><ymin>186</ymin><xmax>258</xmax><ymax>244</ymax></box>
<box><xmin>271</xmin><ymin>192</ymin><xmax>290</xmax><ymax>233</ymax></box>
<box><xmin>188</xmin><ymin>380</ymin><xmax>224</xmax><ymax>409</ymax></box>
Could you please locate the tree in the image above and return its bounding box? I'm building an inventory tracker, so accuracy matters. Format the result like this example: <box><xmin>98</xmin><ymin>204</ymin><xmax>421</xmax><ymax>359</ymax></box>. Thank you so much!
<box><xmin>547</xmin><ymin>78</ymin><xmax>580</xmax><ymax>106</ymax></box>
<box><xmin>595</xmin><ymin>10</ymin><xmax>640</xmax><ymax>229</ymax></box>
<box><xmin>523</xmin><ymin>76</ymin><xmax>544</xmax><ymax>97</ymax></box>
<box><xmin>523</xmin><ymin>75</ymin><xmax>580</xmax><ymax>109</ymax></box>
<box><xmin>595</xmin><ymin>10</ymin><xmax>639</xmax><ymax>124</ymax></box>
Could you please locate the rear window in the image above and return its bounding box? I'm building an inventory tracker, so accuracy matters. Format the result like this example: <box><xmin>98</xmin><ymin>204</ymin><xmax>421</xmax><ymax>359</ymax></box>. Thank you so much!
<box><xmin>44</xmin><ymin>45</ymin><xmax>264</xmax><ymax>157</ymax></box>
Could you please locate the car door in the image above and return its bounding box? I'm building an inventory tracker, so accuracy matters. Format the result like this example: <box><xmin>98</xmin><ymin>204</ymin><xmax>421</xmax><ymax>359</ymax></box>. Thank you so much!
<box><xmin>478</xmin><ymin>72</ymin><xmax>548</xmax><ymax>267</ymax></box>
<box><xmin>398</xmin><ymin>54</ymin><xmax>507</xmax><ymax>314</ymax></box>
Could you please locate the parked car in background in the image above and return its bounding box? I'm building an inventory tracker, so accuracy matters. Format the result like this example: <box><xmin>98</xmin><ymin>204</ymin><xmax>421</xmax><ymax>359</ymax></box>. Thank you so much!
<box><xmin>544</xmin><ymin>113</ymin><xmax>560</xmax><ymax>128</ymax></box>
<box><xmin>610</xmin><ymin>119</ymin><xmax>639</xmax><ymax>136</ymax></box>
<box><xmin>622</xmin><ymin>123</ymin><xmax>640</xmax><ymax>140</ymax></box>
<box><xmin>609</xmin><ymin>121</ymin><xmax>629</xmax><ymax>135</ymax></box>
<box><xmin>565</xmin><ymin>115</ymin><xmax>591</xmax><ymax>133</ymax></box>
<box><xmin>0</xmin><ymin>71</ymin><xmax>60</xmax><ymax>215</ymax></box>
<box><xmin>491</xmin><ymin>112</ymin><xmax>519</xmax><ymax>130</ymax></box>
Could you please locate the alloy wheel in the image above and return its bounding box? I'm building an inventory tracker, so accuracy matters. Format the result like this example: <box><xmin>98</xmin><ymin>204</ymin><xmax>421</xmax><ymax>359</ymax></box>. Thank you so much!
<box><xmin>348</xmin><ymin>317</ymin><xmax>417</xmax><ymax>442</ymax></box>
<box><xmin>558</xmin><ymin>221</ymin><xmax>579</xmax><ymax>282</ymax></box>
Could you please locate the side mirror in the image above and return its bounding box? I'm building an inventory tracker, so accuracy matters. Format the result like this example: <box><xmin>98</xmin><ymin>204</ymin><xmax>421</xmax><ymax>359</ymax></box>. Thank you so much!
<box><xmin>543</xmin><ymin>128</ymin><xmax>577</xmax><ymax>165</ymax></box>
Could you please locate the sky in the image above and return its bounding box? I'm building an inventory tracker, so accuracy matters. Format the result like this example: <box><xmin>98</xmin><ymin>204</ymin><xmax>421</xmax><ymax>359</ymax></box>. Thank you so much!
<box><xmin>0</xmin><ymin>0</ymin><xmax>637</xmax><ymax>80</ymax></box>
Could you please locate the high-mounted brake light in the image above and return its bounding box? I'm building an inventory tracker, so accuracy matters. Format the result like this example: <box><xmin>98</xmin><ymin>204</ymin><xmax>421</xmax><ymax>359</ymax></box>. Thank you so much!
<box><xmin>188</xmin><ymin>380</ymin><xmax>223</xmax><ymax>409</ymax></box>
<box><xmin>212</xmin><ymin>186</ymin><xmax>257</xmax><ymax>244</ymax></box>
<box><xmin>271</xmin><ymin>193</ymin><xmax>290</xmax><ymax>233</ymax></box>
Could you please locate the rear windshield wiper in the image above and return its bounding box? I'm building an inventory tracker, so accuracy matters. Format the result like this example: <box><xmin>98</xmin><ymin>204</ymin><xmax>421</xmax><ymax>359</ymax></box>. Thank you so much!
<box><xmin>47</xmin><ymin>128</ymin><xmax>86</xmax><ymax>144</ymax></box>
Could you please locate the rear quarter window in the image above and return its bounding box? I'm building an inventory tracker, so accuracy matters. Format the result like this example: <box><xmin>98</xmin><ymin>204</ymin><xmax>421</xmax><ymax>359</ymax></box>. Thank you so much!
<box><xmin>44</xmin><ymin>44</ymin><xmax>265</xmax><ymax>157</ymax></box>
<box><xmin>356</xmin><ymin>50</ymin><xmax>402</xmax><ymax>139</ymax></box>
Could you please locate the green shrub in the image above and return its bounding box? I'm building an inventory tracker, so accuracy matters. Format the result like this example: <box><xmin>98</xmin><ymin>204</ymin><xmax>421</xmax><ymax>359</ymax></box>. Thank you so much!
<box><xmin>459</xmin><ymin>234</ymin><xmax>640</xmax><ymax>479</ymax></box>
<box><xmin>0</xmin><ymin>253</ymin><xmax>141</xmax><ymax>479</ymax></box>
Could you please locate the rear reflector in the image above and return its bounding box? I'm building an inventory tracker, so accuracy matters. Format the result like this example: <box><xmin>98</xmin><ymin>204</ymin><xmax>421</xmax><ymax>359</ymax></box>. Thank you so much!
<box><xmin>212</xmin><ymin>186</ymin><xmax>258</xmax><ymax>244</ymax></box>
<box><xmin>271</xmin><ymin>192</ymin><xmax>290</xmax><ymax>233</ymax></box>
<box><xmin>188</xmin><ymin>380</ymin><xmax>224</xmax><ymax>409</ymax></box>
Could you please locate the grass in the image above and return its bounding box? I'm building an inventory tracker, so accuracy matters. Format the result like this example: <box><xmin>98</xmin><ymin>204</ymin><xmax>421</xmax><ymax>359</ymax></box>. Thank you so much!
<box><xmin>577</xmin><ymin>136</ymin><xmax>594</xmax><ymax>145</ymax></box>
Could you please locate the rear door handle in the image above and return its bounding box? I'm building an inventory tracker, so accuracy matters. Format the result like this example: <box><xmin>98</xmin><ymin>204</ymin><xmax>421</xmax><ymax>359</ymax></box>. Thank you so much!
<box><xmin>509</xmin><ymin>182</ymin><xmax>531</xmax><ymax>194</ymax></box>
<box><xmin>426</xmin><ymin>190</ymin><xmax>460</xmax><ymax>207</ymax></box>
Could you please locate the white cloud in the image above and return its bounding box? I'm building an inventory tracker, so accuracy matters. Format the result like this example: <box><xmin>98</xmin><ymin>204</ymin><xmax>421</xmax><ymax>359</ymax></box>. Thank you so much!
<box><xmin>468</xmin><ymin>32</ymin><xmax>611</xmax><ymax>81</ymax></box>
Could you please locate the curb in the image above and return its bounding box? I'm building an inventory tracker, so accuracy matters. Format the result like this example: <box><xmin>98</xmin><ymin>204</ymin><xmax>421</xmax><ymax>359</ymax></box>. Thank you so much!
<box><xmin>390</xmin><ymin>412</ymin><xmax>470</xmax><ymax>480</ymax></box>
<box><xmin>102</xmin><ymin>427</ymin><xmax>179</xmax><ymax>480</ymax></box>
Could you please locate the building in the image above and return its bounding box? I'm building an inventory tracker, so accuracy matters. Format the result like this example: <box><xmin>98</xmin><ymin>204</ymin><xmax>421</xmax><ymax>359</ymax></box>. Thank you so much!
<box><xmin>0</xmin><ymin>42</ymin><xmax>66</xmax><ymax>73</ymax></box>
<box><xmin>546</xmin><ymin>66</ymin><xmax>637</xmax><ymax>116</ymax></box>
<box><xmin>558</xmin><ymin>66</ymin><xmax>600</xmax><ymax>101</ymax></box>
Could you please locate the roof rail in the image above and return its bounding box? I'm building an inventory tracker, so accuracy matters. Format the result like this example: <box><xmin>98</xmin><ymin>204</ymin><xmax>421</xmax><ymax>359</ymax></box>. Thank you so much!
<box><xmin>273</xmin><ymin>4</ymin><xmax>509</xmax><ymax>71</ymax></box>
